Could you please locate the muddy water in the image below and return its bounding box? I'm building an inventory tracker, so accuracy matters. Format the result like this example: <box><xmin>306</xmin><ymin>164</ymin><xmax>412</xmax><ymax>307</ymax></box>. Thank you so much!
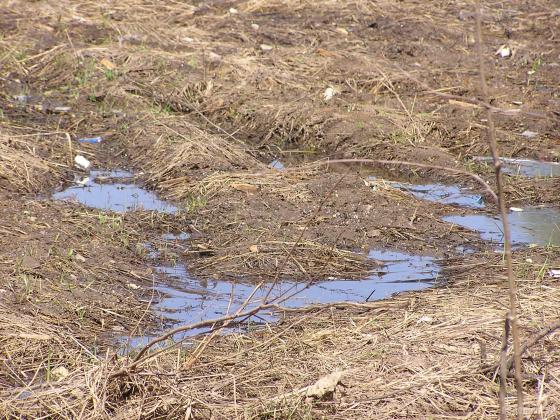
<box><xmin>369</xmin><ymin>176</ymin><xmax>560</xmax><ymax>247</ymax></box>
<box><xmin>473</xmin><ymin>157</ymin><xmax>560</xmax><ymax>178</ymax></box>
<box><xmin>368</xmin><ymin>177</ymin><xmax>484</xmax><ymax>208</ymax></box>
<box><xmin>53</xmin><ymin>170</ymin><xmax>178</xmax><ymax>213</ymax></box>
<box><xmin>51</xmin><ymin>169</ymin><xmax>441</xmax><ymax>336</ymax></box>
<box><xmin>150</xmin><ymin>249</ymin><xmax>439</xmax><ymax>327</ymax></box>
<box><xmin>444</xmin><ymin>207</ymin><xmax>560</xmax><ymax>246</ymax></box>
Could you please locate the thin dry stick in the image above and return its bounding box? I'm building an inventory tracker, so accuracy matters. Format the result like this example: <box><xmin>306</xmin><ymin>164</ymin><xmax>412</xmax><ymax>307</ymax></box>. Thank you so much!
<box><xmin>499</xmin><ymin>316</ymin><xmax>510</xmax><ymax>420</ymax></box>
<box><xmin>302</xmin><ymin>158</ymin><xmax>498</xmax><ymax>203</ymax></box>
<box><xmin>505</xmin><ymin>319</ymin><xmax>560</xmax><ymax>373</ymax></box>
<box><xmin>475</xmin><ymin>2</ymin><xmax>524</xmax><ymax>418</ymax></box>
<box><xmin>109</xmin><ymin>301</ymin><xmax>281</xmax><ymax>378</ymax></box>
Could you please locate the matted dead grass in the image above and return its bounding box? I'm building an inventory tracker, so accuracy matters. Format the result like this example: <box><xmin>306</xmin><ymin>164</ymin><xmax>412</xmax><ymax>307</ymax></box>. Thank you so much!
<box><xmin>1</xmin><ymin>0</ymin><xmax>560</xmax><ymax>418</ymax></box>
<box><xmin>0</xmin><ymin>122</ymin><xmax>68</xmax><ymax>193</ymax></box>
<box><xmin>2</xmin><ymin>249</ymin><xmax>559</xmax><ymax>419</ymax></box>
<box><xmin>125</xmin><ymin>115</ymin><xmax>263</xmax><ymax>196</ymax></box>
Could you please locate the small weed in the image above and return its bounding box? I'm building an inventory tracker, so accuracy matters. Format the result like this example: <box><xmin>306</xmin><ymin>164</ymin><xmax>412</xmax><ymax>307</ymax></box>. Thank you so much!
<box><xmin>104</xmin><ymin>69</ymin><xmax>116</xmax><ymax>81</ymax></box>
<box><xmin>527</xmin><ymin>57</ymin><xmax>543</xmax><ymax>87</ymax></box>
<box><xmin>187</xmin><ymin>56</ymin><xmax>199</xmax><ymax>69</ymax></box>
<box><xmin>75</xmin><ymin>59</ymin><xmax>96</xmax><ymax>87</ymax></box>
<box><xmin>76</xmin><ymin>306</ymin><xmax>87</xmax><ymax>320</ymax></box>
<box><xmin>536</xmin><ymin>257</ymin><xmax>549</xmax><ymax>282</ymax></box>
<box><xmin>18</xmin><ymin>274</ymin><xmax>35</xmax><ymax>302</ymax></box>
<box><xmin>183</xmin><ymin>195</ymin><xmax>207</xmax><ymax>213</ymax></box>
<box><xmin>14</xmin><ymin>51</ymin><xmax>27</xmax><ymax>61</ymax></box>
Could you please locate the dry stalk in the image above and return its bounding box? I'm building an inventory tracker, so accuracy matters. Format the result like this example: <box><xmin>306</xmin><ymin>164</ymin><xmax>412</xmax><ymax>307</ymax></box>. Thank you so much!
<box><xmin>303</xmin><ymin>158</ymin><xmax>498</xmax><ymax>202</ymax></box>
<box><xmin>475</xmin><ymin>2</ymin><xmax>524</xmax><ymax>418</ymax></box>
<box><xmin>499</xmin><ymin>316</ymin><xmax>510</xmax><ymax>420</ymax></box>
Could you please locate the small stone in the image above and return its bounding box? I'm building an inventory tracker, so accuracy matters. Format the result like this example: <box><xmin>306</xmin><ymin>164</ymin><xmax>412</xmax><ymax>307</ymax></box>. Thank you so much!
<box><xmin>229</xmin><ymin>7</ymin><xmax>238</xmax><ymax>14</ymax></box>
<box><xmin>335</xmin><ymin>27</ymin><xmax>348</xmax><ymax>35</ymax></box>
<box><xmin>521</xmin><ymin>130</ymin><xmax>538</xmax><ymax>139</ymax></box>
<box><xmin>323</xmin><ymin>87</ymin><xmax>336</xmax><ymax>101</ymax></box>
<box><xmin>496</xmin><ymin>45</ymin><xmax>511</xmax><ymax>58</ymax></box>
<box><xmin>51</xmin><ymin>366</ymin><xmax>69</xmax><ymax>381</ymax></box>
<box><xmin>251</xmin><ymin>23</ymin><xmax>259</xmax><ymax>30</ymax></box>
<box><xmin>21</xmin><ymin>255</ymin><xmax>40</xmax><ymax>270</ymax></box>
<box><xmin>260</xmin><ymin>44</ymin><xmax>273</xmax><ymax>51</ymax></box>
<box><xmin>207</xmin><ymin>52</ymin><xmax>222</xmax><ymax>63</ymax></box>
<box><xmin>75</xmin><ymin>254</ymin><xmax>86</xmax><ymax>262</ymax></box>
<box><xmin>416</xmin><ymin>315</ymin><xmax>433</xmax><ymax>324</ymax></box>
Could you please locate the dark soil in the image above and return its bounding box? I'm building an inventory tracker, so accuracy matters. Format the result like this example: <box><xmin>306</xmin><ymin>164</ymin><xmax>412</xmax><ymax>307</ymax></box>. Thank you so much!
<box><xmin>1</xmin><ymin>0</ymin><xmax>560</xmax><ymax>418</ymax></box>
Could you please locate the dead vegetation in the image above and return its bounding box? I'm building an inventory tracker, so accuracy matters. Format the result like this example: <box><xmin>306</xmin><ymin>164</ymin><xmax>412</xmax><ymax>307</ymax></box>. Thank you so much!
<box><xmin>2</xmin><ymin>250</ymin><xmax>560</xmax><ymax>418</ymax></box>
<box><xmin>1</xmin><ymin>0</ymin><xmax>560</xmax><ymax>418</ymax></box>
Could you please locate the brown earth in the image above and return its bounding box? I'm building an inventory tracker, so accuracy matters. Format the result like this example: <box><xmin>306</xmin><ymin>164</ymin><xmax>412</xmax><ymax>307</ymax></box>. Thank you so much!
<box><xmin>1</xmin><ymin>0</ymin><xmax>560</xmax><ymax>418</ymax></box>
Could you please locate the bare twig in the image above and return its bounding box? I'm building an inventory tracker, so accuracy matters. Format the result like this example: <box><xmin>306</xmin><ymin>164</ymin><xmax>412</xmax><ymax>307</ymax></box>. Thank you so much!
<box><xmin>499</xmin><ymin>316</ymin><xmax>510</xmax><ymax>420</ymax></box>
<box><xmin>302</xmin><ymin>158</ymin><xmax>498</xmax><ymax>203</ymax></box>
<box><xmin>505</xmin><ymin>320</ymin><xmax>560</xmax><ymax>374</ymax></box>
<box><xmin>475</xmin><ymin>3</ymin><xmax>524</xmax><ymax>418</ymax></box>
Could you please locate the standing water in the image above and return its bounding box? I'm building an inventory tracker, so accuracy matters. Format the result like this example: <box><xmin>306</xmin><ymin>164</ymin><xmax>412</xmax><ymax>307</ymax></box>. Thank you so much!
<box><xmin>52</xmin><ymin>169</ymin><xmax>442</xmax><ymax>339</ymax></box>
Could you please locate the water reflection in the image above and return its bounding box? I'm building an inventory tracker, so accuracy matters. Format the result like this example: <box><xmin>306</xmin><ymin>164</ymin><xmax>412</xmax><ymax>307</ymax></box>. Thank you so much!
<box><xmin>444</xmin><ymin>207</ymin><xmax>560</xmax><ymax>246</ymax></box>
<box><xmin>53</xmin><ymin>170</ymin><xmax>178</xmax><ymax>213</ymax></box>
<box><xmin>369</xmin><ymin>177</ymin><xmax>484</xmax><ymax>208</ymax></box>
<box><xmin>149</xmin><ymin>249</ymin><xmax>439</xmax><ymax>328</ymax></box>
<box><xmin>473</xmin><ymin>157</ymin><xmax>560</xmax><ymax>178</ymax></box>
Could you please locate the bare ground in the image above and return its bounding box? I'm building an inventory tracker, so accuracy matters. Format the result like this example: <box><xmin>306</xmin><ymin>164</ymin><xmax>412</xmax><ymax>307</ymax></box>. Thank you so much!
<box><xmin>1</xmin><ymin>0</ymin><xmax>560</xmax><ymax>418</ymax></box>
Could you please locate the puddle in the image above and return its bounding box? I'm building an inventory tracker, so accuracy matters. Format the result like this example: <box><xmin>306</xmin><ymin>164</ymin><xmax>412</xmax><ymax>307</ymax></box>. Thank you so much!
<box><xmin>369</xmin><ymin>177</ymin><xmax>484</xmax><ymax>208</ymax></box>
<box><xmin>162</xmin><ymin>232</ymin><xmax>190</xmax><ymax>241</ymax></box>
<box><xmin>52</xmin><ymin>168</ymin><xmax>441</xmax><ymax>347</ymax></box>
<box><xmin>146</xmin><ymin>249</ymin><xmax>439</xmax><ymax>331</ymax></box>
<box><xmin>53</xmin><ymin>170</ymin><xmax>178</xmax><ymax>213</ymax></box>
<box><xmin>444</xmin><ymin>207</ymin><xmax>560</xmax><ymax>246</ymax></box>
<box><xmin>473</xmin><ymin>157</ymin><xmax>560</xmax><ymax>178</ymax></box>
<box><xmin>268</xmin><ymin>159</ymin><xmax>285</xmax><ymax>170</ymax></box>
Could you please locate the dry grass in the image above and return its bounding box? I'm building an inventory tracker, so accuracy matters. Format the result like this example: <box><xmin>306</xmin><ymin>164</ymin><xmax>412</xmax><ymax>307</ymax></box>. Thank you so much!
<box><xmin>125</xmin><ymin>115</ymin><xmax>264</xmax><ymax>197</ymax></box>
<box><xmin>2</xmin><ymin>249</ymin><xmax>559</xmax><ymax>418</ymax></box>
<box><xmin>0</xmin><ymin>124</ymin><xmax>68</xmax><ymax>192</ymax></box>
<box><xmin>1</xmin><ymin>0</ymin><xmax>559</xmax><ymax>418</ymax></box>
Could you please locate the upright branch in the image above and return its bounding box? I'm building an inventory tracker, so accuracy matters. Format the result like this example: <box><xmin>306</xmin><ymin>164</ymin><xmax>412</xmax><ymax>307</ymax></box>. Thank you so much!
<box><xmin>475</xmin><ymin>2</ymin><xmax>524</xmax><ymax>418</ymax></box>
